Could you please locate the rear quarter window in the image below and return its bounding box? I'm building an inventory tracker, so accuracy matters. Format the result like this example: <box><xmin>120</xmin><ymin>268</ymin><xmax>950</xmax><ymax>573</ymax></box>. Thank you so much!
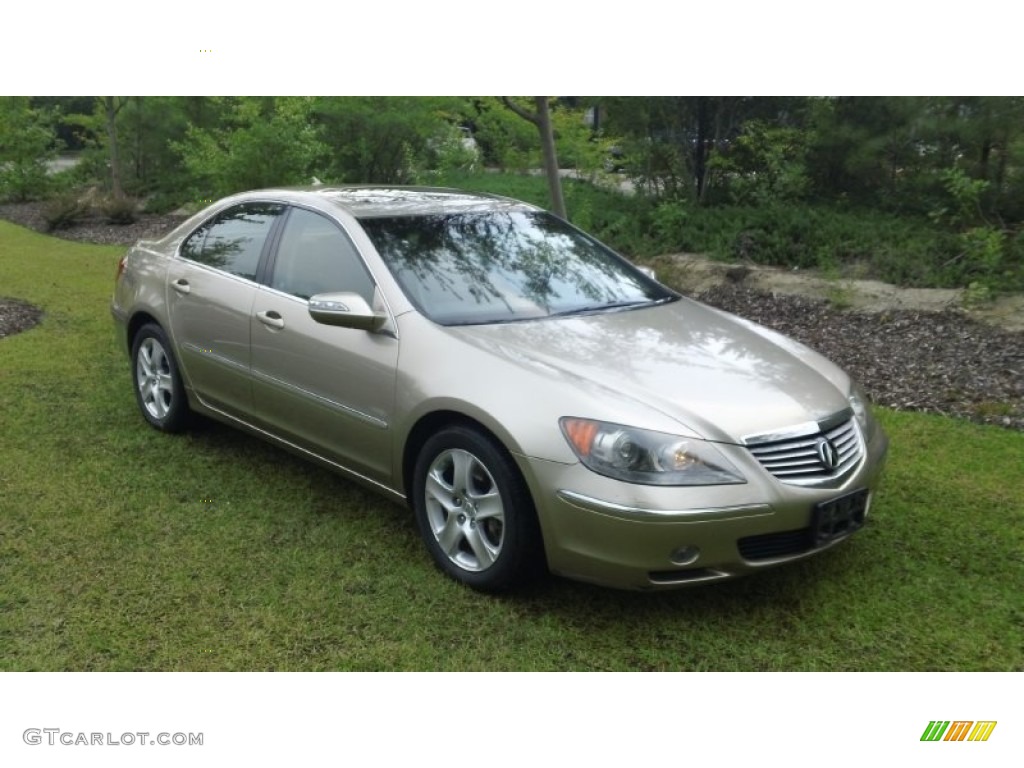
<box><xmin>180</xmin><ymin>202</ymin><xmax>284</xmax><ymax>280</ymax></box>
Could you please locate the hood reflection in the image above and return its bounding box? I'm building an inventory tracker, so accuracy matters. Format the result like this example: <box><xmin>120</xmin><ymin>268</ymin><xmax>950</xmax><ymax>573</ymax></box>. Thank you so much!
<box><xmin>449</xmin><ymin>298</ymin><xmax>849</xmax><ymax>442</ymax></box>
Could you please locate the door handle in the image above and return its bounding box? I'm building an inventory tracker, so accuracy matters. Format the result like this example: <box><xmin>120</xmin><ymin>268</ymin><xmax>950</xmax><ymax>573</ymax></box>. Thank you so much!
<box><xmin>256</xmin><ymin>310</ymin><xmax>285</xmax><ymax>330</ymax></box>
<box><xmin>172</xmin><ymin>278</ymin><xmax>191</xmax><ymax>295</ymax></box>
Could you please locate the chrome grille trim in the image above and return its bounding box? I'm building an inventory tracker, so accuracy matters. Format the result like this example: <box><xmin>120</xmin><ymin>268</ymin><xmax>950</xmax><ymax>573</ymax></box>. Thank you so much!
<box><xmin>744</xmin><ymin>410</ymin><xmax>864</xmax><ymax>487</ymax></box>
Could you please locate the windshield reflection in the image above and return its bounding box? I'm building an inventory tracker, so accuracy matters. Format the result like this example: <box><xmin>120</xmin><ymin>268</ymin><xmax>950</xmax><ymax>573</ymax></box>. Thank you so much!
<box><xmin>360</xmin><ymin>211</ymin><xmax>675</xmax><ymax>325</ymax></box>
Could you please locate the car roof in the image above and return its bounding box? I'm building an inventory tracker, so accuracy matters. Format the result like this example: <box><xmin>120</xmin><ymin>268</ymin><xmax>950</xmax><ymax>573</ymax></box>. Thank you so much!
<box><xmin>243</xmin><ymin>185</ymin><xmax>539</xmax><ymax>219</ymax></box>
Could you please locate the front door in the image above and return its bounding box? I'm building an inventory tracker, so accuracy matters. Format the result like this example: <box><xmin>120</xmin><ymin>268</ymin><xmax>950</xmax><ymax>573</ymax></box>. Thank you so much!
<box><xmin>249</xmin><ymin>207</ymin><xmax>399</xmax><ymax>485</ymax></box>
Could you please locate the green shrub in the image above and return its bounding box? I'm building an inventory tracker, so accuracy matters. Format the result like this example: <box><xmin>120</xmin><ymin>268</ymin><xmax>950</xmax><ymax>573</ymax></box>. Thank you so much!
<box><xmin>656</xmin><ymin>203</ymin><xmax>972</xmax><ymax>288</ymax></box>
<box><xmin>0</xmin><ymin>159</ymin><xmax>52</xmax><ymax>202</ymax></box>
<box><xmin>101</xmin><ymin>195</ymin><xmax>138</xmax><ymax>225</ymax></box>
<box><xmin>710</xmin><ymin>120</ymin><xmax>810</xmax><ymax>205</ymax></box>
<box><xmin>43</xmin><ymin>192</ymin><xmax>90</xmax><ymax>231</ymax></box>
<box><xmin>142</xmin><ymin>189</ymin><xmax>191</xmax><ymax>215</ymax></box>
<box><xmin>376</xmin><ymin>170</ymin><xmax>1024</xmax><ymax>291</ymax></box>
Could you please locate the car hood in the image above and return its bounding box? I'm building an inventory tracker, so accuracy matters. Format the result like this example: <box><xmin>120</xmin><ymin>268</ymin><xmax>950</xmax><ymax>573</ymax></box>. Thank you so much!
<box><xmin>446</xmin><ymin>297</ymin><xmax>852</xmax><ymax>444</ymax></box>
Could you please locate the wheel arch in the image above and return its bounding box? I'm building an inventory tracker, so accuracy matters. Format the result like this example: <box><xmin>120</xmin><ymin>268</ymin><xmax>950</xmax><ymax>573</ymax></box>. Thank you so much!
<box><xmin>128</xmin><ymin>319</ymin><xmax>191</xmax><ymax>433</ymax></box>
<box><xmin>401</xmin><ymin>410</ymin><xmax>526</xmax><ymax>507</ymax></box>
<box><xmin>126</xmin><ymin>311</ymin><xmax>193</xmax><ymax>392</ymax></box>
<box><xmin>127</xmin><ymin>310</ymin><xmax>163</xmax><ymax>350</ymax></box>
<box><xmin>405</xmin><ymin>410</ymin><xmax>548</xmax><ymax>590</ymax></box>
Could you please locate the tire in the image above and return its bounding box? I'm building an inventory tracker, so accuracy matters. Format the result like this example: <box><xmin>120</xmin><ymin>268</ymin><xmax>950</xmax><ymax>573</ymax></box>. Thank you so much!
<box><xmin>131</xmin><ymin>323</ymin><xmax>190</xmax><ymax>433</ymax></box>
<box><xmin>412</xmin><ymin>425</ymin><xmax>544</xmax><ymax>592</ymax></box>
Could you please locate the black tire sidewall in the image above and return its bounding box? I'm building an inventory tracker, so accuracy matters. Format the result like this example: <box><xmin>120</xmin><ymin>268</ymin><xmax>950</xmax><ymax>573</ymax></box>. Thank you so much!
<box><xmin>413</xmin><ymin>425</ymin><xmax>543</xmax><ymax>592</ymax></box>
<box><xmin>130</xmin><ymin>323</ymin><xmax>189</xmax><ymax>433</ymax></box>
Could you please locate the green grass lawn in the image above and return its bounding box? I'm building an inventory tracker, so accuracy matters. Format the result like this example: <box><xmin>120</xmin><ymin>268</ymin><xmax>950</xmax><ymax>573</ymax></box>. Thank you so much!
<box><xmin>1</xmin><ymin>220</ymin><xmax>1021</xmax><ymax>671</ymax></box>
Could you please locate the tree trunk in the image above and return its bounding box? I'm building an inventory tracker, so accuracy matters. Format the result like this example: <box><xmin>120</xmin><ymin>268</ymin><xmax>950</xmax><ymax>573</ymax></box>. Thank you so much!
<box><xmin>134</xmin><ymin>97</ymin><xmax>144</xmax><ymax>186</ymax></box>
<box><xmin>103</xmin><ymin>97</ymin><xmax>124</xmax><ymax>199</ymax></box>
<box><xmin>500</xmin><ymin>97</ymin><xmax>566</xmax><ymax>219</ymax></box>
<box><xmin>693</xmin><ymin>97</ymin><xmax>709</xmax><ymax>202</ymax></box>
<box><xmin>979</xmin><ymin>139</ymin><xmax>992</xmax><ymax>182</ymax></box>
<box><xmin>534</xmin><ymin>97</ymin><xmax>566</xmax><ymax>219</ymax></box>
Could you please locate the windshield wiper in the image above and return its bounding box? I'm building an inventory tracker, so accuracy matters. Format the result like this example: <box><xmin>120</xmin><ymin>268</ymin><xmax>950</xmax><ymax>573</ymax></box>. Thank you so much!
<box><xmin>549</xmin><ymin>299</ymin><xmax>655</xmax><ymax>318</ymax></box>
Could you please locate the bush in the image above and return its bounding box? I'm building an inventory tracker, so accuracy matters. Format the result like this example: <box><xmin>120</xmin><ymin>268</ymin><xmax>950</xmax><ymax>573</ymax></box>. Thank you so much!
<box><xmin>633</xmin><ymin>199</ymin><xmax>986</xmax><ymax>288</ymax></box>
<box><xmin>0</xmin><ymin>159</ymin><xmax>52</xmax><ymax>203</ymax></box>
<box><xmin>142</xmin><ymin>190</ymin><xmax>190</xmax><ymax>215</ymax></box>
<box><xmin>709</xmin><ymin>120</ymin><xmax>810</xmax><ymax>205</ymax></box>
<box><xmin>423</xmin><ymin>125</ymin><xmax>480</xmax><ymax>176</ymax></box>
<box><xmin>101</xmin><ymin>195</ymin><xmax>138</xmax><ymax>225</ymax></box>
<box><xmin>381</xmin><ymin>170</ymin><xmax>1024</xmax><ymax>291</ymax></box>
<box><xmin>43</xmin><ymin>192</ymin><xmax>90</xmax><ymax>231</ymax></box>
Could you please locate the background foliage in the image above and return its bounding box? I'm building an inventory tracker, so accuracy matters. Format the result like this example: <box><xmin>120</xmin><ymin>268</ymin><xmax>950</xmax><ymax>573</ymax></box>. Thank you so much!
<box><xmin>4</xmin><ymin>95</ymin><xmax>1024</xmax><ymax>292</ymax></box>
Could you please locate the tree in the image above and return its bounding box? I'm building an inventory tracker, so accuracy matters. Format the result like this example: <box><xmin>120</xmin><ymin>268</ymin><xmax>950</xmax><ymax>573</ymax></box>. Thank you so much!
<box><xmin>501</xmin><ymin>97</ymin><xmax>566</xmax><ymax>218</ymax></box>
<box><xmin>466</xmin><ymin>98</ymin><xmax>537</xmax><ymax>170</ymax></box>
<box><xmin>174</xmin><ymin>97</ymin><xmax>327</xmax><ymax>198</ymax></box>
<box><xmin>312</xmin><ymin>96</ymin><xmax>467</xmax><ymax>183</ymax></box>
<box><xmin>599</xmin><ymin>96</ymin><xmax>802</xmax><ymax>201</ymax></box>
<box><xmin>102</xmin><ymin>97</ymin><xmax>126</xmax><ymax>199</ymax></box>
<box><xmin>0</xmin><ymin>97</ymin><xmax>59</xmax><ymax>202</ymax></box>
<box><xmin>939</xmin><ymin>97</ymin><xmax>1024</xmax><ymax>221</ymax></box>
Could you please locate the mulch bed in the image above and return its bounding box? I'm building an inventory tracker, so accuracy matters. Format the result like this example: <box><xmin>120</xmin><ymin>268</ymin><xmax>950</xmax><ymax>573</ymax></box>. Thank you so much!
<box><xmin>0</xmin><ymin>296</ymin><xmax>44</xmax><ymax>340</ymax></box>
<box><xmin>696</xmin><ymin>284</ymin><xmax>1024</xmax><ymax>431</ymax></box>
<box><xmin>1</xmin><ymin>202</ymin><xmax>1022</xmax><ymax>431</ymax></box>
<box><xmin>0</xmin><ymin>200</ymin><xmax>186</xmax><ymax>247</ymax></box>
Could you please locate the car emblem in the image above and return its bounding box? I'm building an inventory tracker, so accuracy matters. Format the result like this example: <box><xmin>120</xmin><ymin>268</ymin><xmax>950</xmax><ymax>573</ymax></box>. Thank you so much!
<box><xmin>815</xmin><ymin>437</ymin><xmax>840</xmax><ymax>471</ymax></box>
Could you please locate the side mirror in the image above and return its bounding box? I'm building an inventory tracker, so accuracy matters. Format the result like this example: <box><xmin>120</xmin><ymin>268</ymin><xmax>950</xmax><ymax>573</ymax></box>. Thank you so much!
<box><xmin>308</xmin><ymin>292</ymin><xmax>387</xmax><ymax>331</ymax></box>
<box><xmin>636</xmin><ymin>265</ymin><xmax>658</xmax><ymax>281</ymax></box>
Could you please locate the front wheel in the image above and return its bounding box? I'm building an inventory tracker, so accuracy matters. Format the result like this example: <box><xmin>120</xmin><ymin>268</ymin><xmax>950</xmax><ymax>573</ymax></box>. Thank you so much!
<box><xmin>413</xmin><ymin>425</ymin><xmax>544</xmax><ymax>592</ymax></box>
<box><xmin>131</xmin><ymin>323</ymin><xmax>189</xmax><ymax>433</ymax></box>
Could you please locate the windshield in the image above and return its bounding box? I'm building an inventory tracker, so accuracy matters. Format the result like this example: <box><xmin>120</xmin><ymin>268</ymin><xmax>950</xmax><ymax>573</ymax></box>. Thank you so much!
<box><xmin>360</xmin><ymin>210</ymin><xmax>676</xmax><ymax>325</ymax></box>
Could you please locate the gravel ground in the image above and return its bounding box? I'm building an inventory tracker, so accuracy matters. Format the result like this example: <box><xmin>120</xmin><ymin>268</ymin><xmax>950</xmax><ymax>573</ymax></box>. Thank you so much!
<box><xmin>696</xmin><ymin>284</ymin><xmax>1024</xmax><ymax>430</ymax></box>
<box><xmin>0</xmin><ymin>200</ymin><xmax>186</xmax><ymax>246</ymax></box>
<box><xmin>1</xmin><ymin>202</ymin><xmax>1022</xmax><ymax>430</ymax></box>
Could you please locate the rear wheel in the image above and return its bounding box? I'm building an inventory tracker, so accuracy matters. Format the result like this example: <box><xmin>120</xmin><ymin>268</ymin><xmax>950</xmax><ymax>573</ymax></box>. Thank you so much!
<box><xmin>131</xmin><ymin>323</ymin><xmax>189</xmax><ymax>432</ymax></box>
<box><xmin>413</xmin><ymin>425</ymin><xmax>544</xmax><ymax>592</ymax></box>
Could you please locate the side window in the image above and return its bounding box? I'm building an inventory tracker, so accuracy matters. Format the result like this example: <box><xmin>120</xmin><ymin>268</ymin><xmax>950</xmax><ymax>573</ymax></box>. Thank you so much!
<box><xmin>270</xmin><ymin>207</ymin><xmax>375</xmax><ymax>302</ymax></box>
<box><xmin>180</xmin><ymin>203</ymin><xmax>284</xmax><ymax>281</ymax></box>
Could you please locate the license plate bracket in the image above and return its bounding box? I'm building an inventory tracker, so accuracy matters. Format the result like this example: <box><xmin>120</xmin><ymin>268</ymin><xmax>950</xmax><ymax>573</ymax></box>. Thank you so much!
<box><xmin>811</xmin><ymin>489</ymin><xmax>868</xmax><ymax>547</ymax></box>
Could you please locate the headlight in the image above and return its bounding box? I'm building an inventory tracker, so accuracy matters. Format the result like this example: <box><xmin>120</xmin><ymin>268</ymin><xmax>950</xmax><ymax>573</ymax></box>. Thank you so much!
<box><xmin>848</xmin><ymin>382</ymin><xmax>876</xmax><ymax>440</ymax></box>
<box><xmin>559</xmin><ymin>418</ymin><xmax>746</xmax><ymax>486</ymax></box>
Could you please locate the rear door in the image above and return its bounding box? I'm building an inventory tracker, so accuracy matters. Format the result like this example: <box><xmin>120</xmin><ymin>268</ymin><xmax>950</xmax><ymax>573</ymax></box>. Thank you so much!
<box><xmin>168</xmin><ymin>202</ymin><xmax>284</xmax><ymax>416</ymax></box>
<box><xmin>249</xmin><ymin>206</ymin><xmax>399</xmax><ymax>485</ymax></box>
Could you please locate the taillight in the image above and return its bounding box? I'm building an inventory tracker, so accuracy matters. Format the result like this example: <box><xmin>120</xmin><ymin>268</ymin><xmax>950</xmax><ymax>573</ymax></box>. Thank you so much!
<box><xmin>115</xmin><ymin>256</ymin><xmax>127</xmax><ymax>281</ymax></box>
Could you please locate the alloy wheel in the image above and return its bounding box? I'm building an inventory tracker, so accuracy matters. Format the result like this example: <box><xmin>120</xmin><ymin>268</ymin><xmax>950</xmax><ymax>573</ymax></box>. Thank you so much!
<box><xmin>423</xmin><ymin>448</ymin><xmax>506</xmax><ymax>572</ymax></box>
<box><xmin>136</xmin><ymin>337</ymin><xmax>175</xmax><ymax>421</ymax></box>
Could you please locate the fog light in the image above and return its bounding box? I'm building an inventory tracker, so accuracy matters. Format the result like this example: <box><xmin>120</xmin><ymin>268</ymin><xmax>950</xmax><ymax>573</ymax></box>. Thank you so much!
<box><xmin>670</xmin><ymin>546</ymin><xmax>700</xmax><ymax>566</ymax></box>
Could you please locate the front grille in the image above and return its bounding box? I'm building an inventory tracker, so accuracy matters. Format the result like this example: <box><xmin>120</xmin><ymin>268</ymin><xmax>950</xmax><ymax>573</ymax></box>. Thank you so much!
<box><xmin>745</xmin><ymin>415</ymin><xmax>862</xmax><ymax>486</ymax></box>
<box><xmin>737</xmin><ymin>529</ymin><xmax>812</xmax><ymax>560</ymax></box>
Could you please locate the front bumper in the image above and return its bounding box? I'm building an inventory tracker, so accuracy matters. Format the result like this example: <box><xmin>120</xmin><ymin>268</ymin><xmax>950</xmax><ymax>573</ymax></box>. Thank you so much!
<box><xmin>522</xmin><ymin>424</ymin><xmax>889</xmax><ymax>590</ymax></box>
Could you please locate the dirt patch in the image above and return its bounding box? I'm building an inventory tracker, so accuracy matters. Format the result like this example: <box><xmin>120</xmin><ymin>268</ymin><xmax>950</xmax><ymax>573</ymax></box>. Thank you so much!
<box><xmin>657</xmin><ymin>254</ymin><xmax>1024</xmax><ymax>333</ymax></box>
<box><xmin>0</xmin><ymin>296</ymin><xmax>43</xmax><ymax>340</ymax></box>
